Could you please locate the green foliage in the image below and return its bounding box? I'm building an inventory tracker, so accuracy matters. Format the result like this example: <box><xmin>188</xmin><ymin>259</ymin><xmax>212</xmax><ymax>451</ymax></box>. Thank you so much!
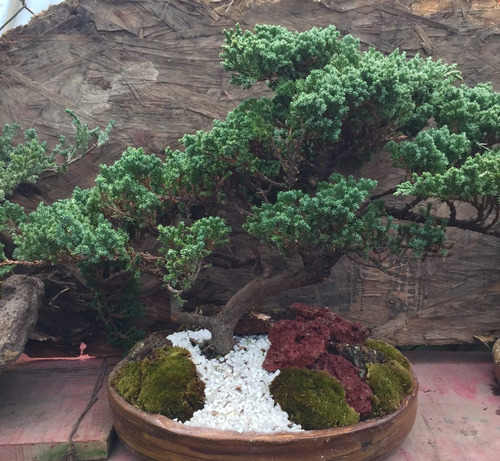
<box><xmin>5</xmin><ymin>189</ymin><xmax>145</xmax><ymax>351</ymax></box>
<box><xmin>432</xmin><ymin>83</ymin><xmax>500</xmax><ymax>146</ymax></box>
<box><xmin>270</xmin><ymin>367</ymin><xmax>360</xmax><ymax>429</ymax></box>
<box><xmin>396</xmin><ymin>148</ymin><xmax>500</xmax><ymax>202</ymax></box>
<box><xmin>93</xmin><ymin>147</ymin><xmax>168</xmax><ymax>230</ymax></box>
<box><xmin>388</xmin><ymin>126</ymin><xmax>471</xmax><ymax>175</ymax></box>
<box><xmin>158</xmin><ymin>217</ymin><xmax>231</xmax><ymax>295</ymax></box>
<box><xmin>11</xmin><ymin>194</ymin><xmax>130</xmax><ymax>265</ymax></box>
<box><xmin>0</xmin><ymin>124</ymin><xmax>55</xmax><ymax>201</ymax></box>
<box><xmin>221</xmin><ymin>24</ymin><xmax>360</xmax><ymax>89</ymax></box>
<box><xmin>282</xmin><ymin>46</ymin><xmax>439</xmax><ymax>142</ymax></box>
<box><xmin>220</xmin><ymin>23</ymin><xmax>462</xmax><ymax>197</ymax></box>
<box><xmin>392</xmin><ymin>204</ymin><xmax>448</xmax><ymax>259</ymax></box>
<box><xmin>81</xmin><ymin>259</ymin><xmax>145</xmax><ymax>351</ymax></box>
<box><xmin>54</xmin><ymin>109</ymin><xmax>116</xmax><ymax>174</ymax></box>
<box><xmin>163</xmin><ymin>97</ymin><xmax>283</xmax><ymax>203</ymax></box>
<box><xmin>244</xmin><ymin>174</ymin><xmax>379</xmax><ymax>254</ymax></box>
<box><xmin>113</xmin><ymin>346</ymin><xmax>205</xmax><ymax>421</ymax></box>
<box><xmin>102</xmin><ymin>312</ymin><xmax>145</xmax><ymax>351</ymax></box>
<box><xmin>0</xmin><ymin>110</ymin><xmax>115</xmax><ymax>201</ymax></box>
<box><xmin>393</xmin><ymin>81</ymin><xmax>500</xmax><ymax>225</ymax></box>
<box><xmin>0</xmin><ymin>111</ymin><xmax>129</xmax><ymax>346</ymax></box>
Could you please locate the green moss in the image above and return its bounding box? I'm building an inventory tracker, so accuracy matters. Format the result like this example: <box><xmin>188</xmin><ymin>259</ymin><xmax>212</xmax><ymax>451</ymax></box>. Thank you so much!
<box><xmin>270</xmin><ymin>368</ymin><xmax>360</xmax><ymax>430</ymax></box>
<box><xmin>113</xmin><ymin>346</ymin><xmax>205</xmax><ymax>422</ymax></box>
<box><xmin>365</xmin><ymin>338</ymin><xmax>411</xmax><ymax>370</ymax></box>
<box><xmin>113</xmin><ymin>361</ymin><xmax>143</xmax><ymax>402</ymax></box>
<box><xmin>366</xmin><ymin>360</ymin><xmax>415</xmax><ymax>416</ymax></box>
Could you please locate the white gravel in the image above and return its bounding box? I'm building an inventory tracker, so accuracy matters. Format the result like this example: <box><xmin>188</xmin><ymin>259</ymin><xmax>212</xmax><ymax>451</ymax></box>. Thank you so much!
<box><xmin>167</xmin><ymin>329</ymin><xmax>303</xmax><ymax>433</ymax></box>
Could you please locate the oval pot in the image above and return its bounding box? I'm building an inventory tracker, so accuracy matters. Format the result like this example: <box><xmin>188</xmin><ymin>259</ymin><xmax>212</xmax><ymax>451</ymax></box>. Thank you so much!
<box><xmin>108</xmin><ymin>359</ymin><xmax>418</xmax><ymax>461</ymax></box>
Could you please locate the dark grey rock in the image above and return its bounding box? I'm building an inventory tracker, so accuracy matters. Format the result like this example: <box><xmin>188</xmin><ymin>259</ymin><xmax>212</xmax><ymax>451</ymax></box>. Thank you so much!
<box><xmin>0</xmin><ymin>275</ymin><xmax>45</xmax><ymax>372</ymax></box>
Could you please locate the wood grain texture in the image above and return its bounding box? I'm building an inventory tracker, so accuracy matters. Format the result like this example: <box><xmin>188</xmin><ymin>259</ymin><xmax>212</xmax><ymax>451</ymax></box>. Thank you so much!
<box><xmin>107</xmin><ymin>360</ymin><xmax>419</xmax><ymax>461</ymax></box>
<box><xmin>0</xmin><ymin>357</ymin><xmax>117</xmax><ymax>461</ymax></box>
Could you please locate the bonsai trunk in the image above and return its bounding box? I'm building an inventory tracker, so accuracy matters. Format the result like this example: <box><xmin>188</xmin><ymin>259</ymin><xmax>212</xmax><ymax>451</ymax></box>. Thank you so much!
<box><xmin>170</xmin><ymin>268</ymin><xmax>324</xmax><ymax>355</ymax></box>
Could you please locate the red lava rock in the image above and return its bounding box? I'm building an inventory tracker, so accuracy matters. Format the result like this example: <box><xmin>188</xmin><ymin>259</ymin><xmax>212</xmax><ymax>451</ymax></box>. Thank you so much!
<box><xmin>262</xmin><ymin>319</ymin><xmax>330</xmax><ymax>372</ymax></box>
<box><xmin>315</xmin><ymin>353</ymin><xmax>373</xmax><ymax>418</ymax></box>
<box><xmin>264</xmin><ymin>303</ymin><xmax>374</xmax><ymax>417</ymax></box>
<box><xmin>289</xmin><ymin>303</ymin><xmax>370</xmax><ymax>344</ymax></box>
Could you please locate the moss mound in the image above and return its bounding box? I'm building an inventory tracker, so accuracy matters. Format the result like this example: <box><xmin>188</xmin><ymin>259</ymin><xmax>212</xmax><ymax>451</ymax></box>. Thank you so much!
<box><xmin>366</xmin><ymin>360</ymin><xmax>414</xmax><ymax>416</ymax></box>
<box><xmin>365</xmin><ymin>338</ymin><xmax>411</xmax><ymax>370</ymax></box>
<box><xmin>113</xmin><ymin>346</ymin><xmax>205</xmax><ymax>422</ymax></box>
<box><xmin>270</xmin><ymin>367</ymin><xmax>360</xmax><ymax>430</ymax></box>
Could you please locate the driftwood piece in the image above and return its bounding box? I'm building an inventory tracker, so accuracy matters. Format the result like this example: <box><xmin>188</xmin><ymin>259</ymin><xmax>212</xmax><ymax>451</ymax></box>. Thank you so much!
<box><xmin>0</xmin><ymin>0</ymin><xmax>500</xmax><ymax>354</ymax></box>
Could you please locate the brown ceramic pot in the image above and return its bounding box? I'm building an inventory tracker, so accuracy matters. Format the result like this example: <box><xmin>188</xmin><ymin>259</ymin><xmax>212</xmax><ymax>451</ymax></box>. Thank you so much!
<box><xmin>493</xmin><ymin>338</ymin><xmax>500</xmax><ymax>384</ymax></box>
<box><xmin>107</xmin><ymin>360</ymin><xmax>418</xmax><ymax>461</ymax></box>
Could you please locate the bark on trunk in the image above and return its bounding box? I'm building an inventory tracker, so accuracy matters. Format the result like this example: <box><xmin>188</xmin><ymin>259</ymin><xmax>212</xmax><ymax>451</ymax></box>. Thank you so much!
<box><xmin>209</xmin><ymin>269</ymin><xmax>322</xmax><ymax>354</ymax></box>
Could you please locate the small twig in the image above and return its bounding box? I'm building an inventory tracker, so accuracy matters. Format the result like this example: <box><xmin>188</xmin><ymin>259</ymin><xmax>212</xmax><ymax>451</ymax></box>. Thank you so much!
<box><xmin>0</xmin><ymin>258</ymin><xmax>49</xmax><ymax>267</ymax></box>
<box><xmin>59</xmin><ymin>358</ymin><xmax>108</xmax><ymax>461</ymax></box>
<box><xmin>49</xmin><ymin>287</ymin><xmax>70</xmax><ymax>308</ymax></box>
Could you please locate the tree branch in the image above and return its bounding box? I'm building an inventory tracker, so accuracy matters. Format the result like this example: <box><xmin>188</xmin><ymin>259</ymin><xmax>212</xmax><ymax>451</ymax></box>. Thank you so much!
<box><xmin>169</xmin><ymin>293</ymin><xmax>213</xmax><ymax>330</ymax></box>
<box><xmin>386</xmin><ymin>204</ymin><xmax>500</xmax><ymax>237</ymax></box>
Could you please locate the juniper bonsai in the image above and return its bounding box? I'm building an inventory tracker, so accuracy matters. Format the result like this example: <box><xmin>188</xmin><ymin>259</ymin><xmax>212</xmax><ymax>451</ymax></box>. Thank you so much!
<box><xmin>0</xmin><ymin>109</ymin><xmax>115</xmax><ymax>202</ymax></box>
<box><xmin>1</xmin><ymin>24</ymin><xmax>499</xmax><ymax>354</ymax></box>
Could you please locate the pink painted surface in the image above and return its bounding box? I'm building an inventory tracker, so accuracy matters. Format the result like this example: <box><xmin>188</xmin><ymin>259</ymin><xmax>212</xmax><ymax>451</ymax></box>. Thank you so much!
<box><xmin>385</xmin><ymin>351</ymin><xmax>500</xmax><ymax>461</ymax></box>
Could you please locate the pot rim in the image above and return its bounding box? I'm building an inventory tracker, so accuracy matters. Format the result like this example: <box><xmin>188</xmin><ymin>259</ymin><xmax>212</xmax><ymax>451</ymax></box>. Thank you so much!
<box><xmin>108</xmin><ymin>360</ymin><xmax>419</xmax><ymax>442</ymax></box>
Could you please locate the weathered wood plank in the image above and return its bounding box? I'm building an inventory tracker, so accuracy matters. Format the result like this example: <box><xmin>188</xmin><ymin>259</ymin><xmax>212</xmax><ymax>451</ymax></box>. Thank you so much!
<box><xmin>0</xmin><ymin>358</ymin><xmax>118</xmax><ymax>461</ymax></box>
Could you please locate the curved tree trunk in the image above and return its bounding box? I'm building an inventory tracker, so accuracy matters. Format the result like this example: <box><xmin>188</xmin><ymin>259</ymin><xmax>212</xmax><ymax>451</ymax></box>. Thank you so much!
<box><xmin>170</xmin><ymin>249</ymin><xmax>342</xmax><ymax>355</ymax></box>
<box><xmin>170</xmin><ymin>269</ymin><xmax>321</xmax><ymax>354</ymax></box>
<box><xmin>209</xmin><ymin>269</ymin><xmax>322</xmax><ymax>354</ymax></box>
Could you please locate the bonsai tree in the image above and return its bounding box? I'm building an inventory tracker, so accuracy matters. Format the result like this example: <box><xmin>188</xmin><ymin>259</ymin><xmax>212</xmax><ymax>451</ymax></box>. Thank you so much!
<box><xmin>0</xmin><ymin>109</ymin><xmax>115</xmax><ymax>202</ymax></box>
<box><xmin>1</xmin><ymin>24</ymin><xmax>499</xmax><ymax>354</ymax></box>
